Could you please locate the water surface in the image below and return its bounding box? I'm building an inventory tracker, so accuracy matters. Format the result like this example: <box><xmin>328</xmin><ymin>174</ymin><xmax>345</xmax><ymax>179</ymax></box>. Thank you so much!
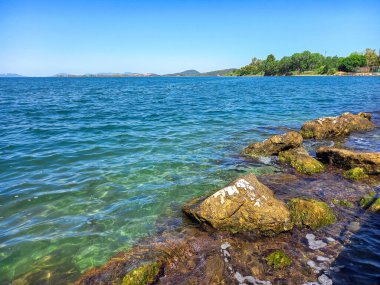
<box><xmin>0</xmin><ymin>77</ymin><xmax>379</xmax><ymax>284</ymax></box>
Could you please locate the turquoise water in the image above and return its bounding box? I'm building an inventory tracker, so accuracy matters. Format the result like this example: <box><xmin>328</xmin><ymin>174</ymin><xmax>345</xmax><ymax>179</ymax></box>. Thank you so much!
<box><xmin>0</xmin><ymin>77</ymin><xmax>379</xmax><ymax>284</ymax></box>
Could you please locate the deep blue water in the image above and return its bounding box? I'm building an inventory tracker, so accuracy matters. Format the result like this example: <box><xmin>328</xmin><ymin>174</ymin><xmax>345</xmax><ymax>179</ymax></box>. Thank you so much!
<box><xmin>0</xmin><ymin>77</ymin><xmax>379</xmax><ymax>284</ymax></box>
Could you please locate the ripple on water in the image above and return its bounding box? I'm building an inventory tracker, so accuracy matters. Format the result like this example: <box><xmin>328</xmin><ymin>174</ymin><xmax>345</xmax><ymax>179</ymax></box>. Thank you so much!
<box><xmin>0</xmin><ymin>77</ymin><xmax>379</xmax><ymax>284</ymax></box>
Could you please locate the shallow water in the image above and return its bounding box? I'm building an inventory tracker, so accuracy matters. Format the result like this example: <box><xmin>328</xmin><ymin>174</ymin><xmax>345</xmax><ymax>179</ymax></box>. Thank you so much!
<box><xmin>0</xmin><ymin>77</ymin><xmax>379</xmax><ymax>284</ymax></box>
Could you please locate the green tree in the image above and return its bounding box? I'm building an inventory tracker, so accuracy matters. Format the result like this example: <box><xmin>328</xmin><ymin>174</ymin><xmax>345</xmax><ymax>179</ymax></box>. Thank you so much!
<box><xmin>338</xmin><ymin>53</ymin><xmax>367</xmax><ymax>72</ymax></box>
<box><xmin>364</xmin><ymin>48</ymin><xmax>378</xmax><ymax>67</ymax></box>
<box><xmin>278</xmin><ymin>56</ymin><xmax>292</xmax><ymax>75</ymax></box>
<box><xmin>263</xmin><ymin>54</ymin><xmax>278</xmax><ymax>76</ymax></box>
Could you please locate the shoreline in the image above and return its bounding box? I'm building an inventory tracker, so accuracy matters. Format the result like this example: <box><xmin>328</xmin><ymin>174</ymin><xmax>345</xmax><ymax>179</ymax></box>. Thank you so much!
<box><xmin>75</xmin><ymin>112</ymin><xmax>380</xmax><ymax>285</ymax></box>
<box><xmin>2</xmin><ymin>73</ymin><xmax>379</xmax><ymax>78</ymax></box>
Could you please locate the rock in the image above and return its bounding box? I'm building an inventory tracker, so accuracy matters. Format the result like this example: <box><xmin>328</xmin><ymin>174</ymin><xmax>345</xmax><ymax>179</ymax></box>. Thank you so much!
<box><xmin>183</xmin><ymin>174</ymin><xmax>293</xmax><ymax>235</ymax></box>
<box><xmin>343</xmin><ymin>167</ymin><xmax>369</xmax><ymax>180</ymax></box>
<box><xmin>358</xmin><ymin>112</ymin><xmax>372</xmax><ymax>121</ymax></box>
<box><xmin>288</xmin><ymin>198</ymin><xmax>336</xmax><ymax>230</ymax></box>
<box><xmin>279</xmin><ymin>147</ymin><xmax>325</xmax><ymax>175</ymax></box>
<box><xmin>305</xmin><ymin>233</ymin><xmax>327</xmax><ymax>250</ymax></box>
<box><xmin>243</xmin><ymin>131</ymin><xmax>303</xmax><ymax>157</ymax></box>
<box><xmin>331</xmin><ymin>199</ymin><xmax>354</xmax><ymax>208</ymax></box>
<box><xmin>122</xmin><ymin>262</ymin><xmax>161</xmax><ymax>285</ymax></box>
<box><xmin>316</xmin><ymin>147</ymin><xmax>380</xmax><ymax>174</ymax></box>
<box><xmin>299</xmin><ymin>112</ymin><xmax>375</xmax><ymax>139</ymax></box>
<box><xmin>360</xmin><ymin>191</ymin><xmax>380</xmax><ymax>212</ymax></box>
<box><xmin>265</xmin><ymin>250</ymin><xmax>292</xmax><ymax>269</ymax></box>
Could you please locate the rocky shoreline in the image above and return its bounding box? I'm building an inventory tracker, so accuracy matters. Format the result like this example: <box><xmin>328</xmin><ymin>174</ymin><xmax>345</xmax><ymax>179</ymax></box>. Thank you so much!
<box><xmin>74</xmin><ymin>112</ymin><xmax>380</xmax><ymax>285</ymax></box>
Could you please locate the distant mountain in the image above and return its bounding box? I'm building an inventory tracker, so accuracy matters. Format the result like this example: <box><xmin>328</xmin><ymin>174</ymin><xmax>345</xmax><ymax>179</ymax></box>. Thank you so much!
<box><xmin>164</xmin><ymin>69</ymin><xmax>200</xmax><ymax>76</ymax></box>
<box><xmin>53</xmin><ymin>68</ymin><xmax>237</xmax><ymax>78</ymax></box>
<box><xmin>164</xmin><ymin>68</ymin><xmax>236</xmax><ymax>77</ymax></box>
<box><xmin>199</xmin><ymin>68</ymin><xmax>237</xmax><ymax>76</ymax></box>
<box><xmin>54</xmin><ymin>73</ymin><xmax>159</xmax><ymax>77</ymax></box>
<box><xmin>0</xmin><ymin>73</ymin><xmax>25</xmax><ymax>77</ymax></box>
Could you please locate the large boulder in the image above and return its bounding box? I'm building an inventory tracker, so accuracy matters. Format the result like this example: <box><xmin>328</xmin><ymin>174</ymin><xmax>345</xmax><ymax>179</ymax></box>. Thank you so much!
<box><xmin>299</xmin><ymin>112</ymin><xmax>375</xmax><ymax>139</ymax></box>
<box><xmin>288</xmin><ymin>198</ymin><xmax>336</xmax><ymax>230</ymax></box>
<box><xmin>316</xmin><ymin>147</ymin><xmax>380</xmax><ymax>174</ymax></box>
<box><xmin>183</xmin><ymin>174</ymin><xmax>293</xmax><ymax>236</ymax></box>
<box><xmin>242</xmin><ymin>131</ymin><xmax>303</xmax><ymax>157</ymax></box>
<box><xmin>279</xmin><ymin>147</ymin><xmax>325</xmax><ymax>175</ymax></box>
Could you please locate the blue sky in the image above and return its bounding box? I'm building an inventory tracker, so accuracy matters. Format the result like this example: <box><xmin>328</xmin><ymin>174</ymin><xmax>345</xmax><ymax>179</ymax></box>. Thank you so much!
<box><xmin>0</xmin><ymin>0</ymin><xmax>379</xmax><ymax>76</ymax></box>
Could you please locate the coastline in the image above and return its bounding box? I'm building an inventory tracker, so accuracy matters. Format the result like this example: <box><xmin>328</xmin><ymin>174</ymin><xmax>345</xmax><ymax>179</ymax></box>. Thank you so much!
<box><xmin>75</xmin><ymin>112</ymin><xmax>380</xmax><ymax>285</ymax></box>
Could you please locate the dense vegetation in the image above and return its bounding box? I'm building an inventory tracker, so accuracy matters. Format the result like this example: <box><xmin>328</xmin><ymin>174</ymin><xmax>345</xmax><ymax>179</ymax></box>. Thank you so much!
<box><xmin>230</xmin><ymin>48</ymin><xmax>380</xmax><ymax>76</ymax></box>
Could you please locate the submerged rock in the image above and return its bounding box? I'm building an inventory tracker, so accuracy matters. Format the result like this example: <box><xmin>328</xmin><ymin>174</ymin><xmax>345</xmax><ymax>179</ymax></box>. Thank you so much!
<box><xmin>316</xmin><ymin>147</ymin><xmax>380</xmax><ymax>174</ymax></box>
<box><xmin>343</xmin><ymin>167</ymin><xmax>369</xmax><ymax>181</ymax></box>
<box><xmin>331</xmin><ymin>199</ymin><xmax>354</xmax><ymax>208</ymax></box>
<box><xmin>242</xmin><ymin>131</ymin><xmax>303</xmax><ymax>157</ymax></box>
<box><xmin>183</xmin><ymin>174</ymin><xmax>293</xmax><ymax>235</ymax></box>
<box><xmin>288</xmin><ymin>198</ymin><xmax>336</xmax><ymax>230</ymax></box>
<box><xmin>122</xmin><ymin>262</ymin><xmax>161</xmax><ymax>285</ymax></box>
<box><xmin>265</xmin><ymin>250</ymin><xmax>292</xmax><ymax>269</ymax></box>
<box><xmin>299</xmin><ymin>112</ymin><xmax>375</xmax><ymax>139</ymax></box>
<box><xmin>279</xmin><ymin>147</ymin><xmax>325</xmax><ymax>175</ymax></box>
<box><xmin>360</xmin><ymin>191</ymin><xmax>380</xmax><ymax>212</ymax></box>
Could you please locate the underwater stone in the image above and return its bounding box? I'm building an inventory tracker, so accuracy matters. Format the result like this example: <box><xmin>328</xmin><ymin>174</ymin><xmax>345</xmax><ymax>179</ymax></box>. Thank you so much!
<box><xmin>318</xmin><ymin>274</ymin><xmax>333</xmax><ymax>285</ymax></box>
<box><xmin>331</xmin><ymin>199</ymin><xmax>354</xmax><ymax>208</ymax></box>
<box><xmin>122</xmin><ymin>262</ymin><xmax>161</xmax><ymax>285</ymax></box>
<box><xmin>305</xmin><ymin>234</ymin><xmax>327</xmax><ymax>250</ymax></box>
<box><xmin>288</xmin><ymin>198</ymin><xmax>336</xmax><ymax>230</ymax></box>
<box><xmin>265</xmin><ymin>250</ymin><xmax>292</xmax><ymax>269</ymax></box>
<box><xmin>360</xmin><ymin>191</ymin><xmax>380</xmax><ymax>212</ymax></box>
<box><xmin>344</xmin><ymin>167</ymin><xmax>369</xmax><ymax>180</ymax></box>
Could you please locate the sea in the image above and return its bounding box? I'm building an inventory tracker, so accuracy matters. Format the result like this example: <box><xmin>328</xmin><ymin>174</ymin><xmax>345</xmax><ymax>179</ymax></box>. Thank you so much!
<box><xmin>0</xmin><ymin>76</ymin><xmax>379</xmax><ymax>284</ymax></box>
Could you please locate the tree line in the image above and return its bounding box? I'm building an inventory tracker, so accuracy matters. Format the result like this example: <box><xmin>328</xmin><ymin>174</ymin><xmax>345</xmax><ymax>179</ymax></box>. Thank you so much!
<box><xmin>229</xmin><ymin>48</ymin><xmax>380</xmax><ymax>76</ymax></box>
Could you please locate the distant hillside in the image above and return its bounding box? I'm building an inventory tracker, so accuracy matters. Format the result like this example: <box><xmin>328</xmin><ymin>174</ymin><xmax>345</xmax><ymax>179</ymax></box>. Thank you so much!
<box><xmin>53</xmin><ymin>68</ymin><xmax>237</xmax><ymax>78</ymax></box>
<box><xmin>164</xmin><ymin>69</ymin><xmax>200</xmax><ymax>76</ymax></box>
<box><xmin>164</xmin><ymin>68</ymin><xmax>236</xmax><ymax>77</ymax></box>
<box><xmin>54</xmin><ymin>73</ymin><xmax>159</xmax><ymax>77</ymax></box>
<box><xmin>0</xmin><ymin>73</ymin><xmax>25</xmax><ymax>77</ymax></box>
<box><xmin>199</xmin><ymin>68</ymin><xmax>237</xmax><ymax>76</ymax></box>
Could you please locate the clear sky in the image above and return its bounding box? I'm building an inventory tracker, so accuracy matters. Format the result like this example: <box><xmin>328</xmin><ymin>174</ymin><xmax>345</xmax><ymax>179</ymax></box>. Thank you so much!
<box><xmin>0</xmin><ymin>0</ymin><xmax>379</xmax><ymax>76</ymax></box>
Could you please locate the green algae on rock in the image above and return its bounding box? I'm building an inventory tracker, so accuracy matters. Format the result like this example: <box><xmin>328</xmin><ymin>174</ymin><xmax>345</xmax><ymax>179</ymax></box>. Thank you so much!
<box><xmin>266</xmin><ymin>250</ymin><xmax>292</xmax><ymax>269</ymax></box>
<box><xmin>183</xmin><ymin>174</ymin><xmax>293</xmax><ymax>235</ymax></box>
<box><xmin>360</xmin><ymin>191</ymin><xmax>380</xmax><ymax>212</ymax></box>
<box><xmin>288</xmin><ymin>198</ymin><xmax>336</xmax><ymax>230</ymax></box>
<box><xmin>300</xmin><ymin>112</ymin><xmax>374</xmax><ymax>139</ymax></box>
<box><xmin>122</xmin><ymin>262</ymin><xmax>161</xmax><ymax>285</ymax></box>
<box><xmin>332</xmin><ymin>199</ymin><xmax>354</xmax><ymax>208</ymax></box>
<box><xmin>316</xmin><ymin>147</ymin><xmax>380</xmax><ymax>175</ymax></box>
<box><xmin>242</xmin><ymin>131</ymin><xmax>303</xmax><ymax>157</ymax></box>
<box><xmin>344</xmin><ymin>167</ymin><xmax>369</xmax><ymax>181</ymax></box>
<box><xmin>279</xmin><ymin>147</ymin><xmax>325</xmax><ymax>175</ymax></box>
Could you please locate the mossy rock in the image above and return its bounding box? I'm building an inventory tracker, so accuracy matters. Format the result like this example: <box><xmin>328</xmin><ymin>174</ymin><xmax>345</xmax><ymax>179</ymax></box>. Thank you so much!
<box><xmin>122</xmin><ymin>262</ymin><xmax>161</xmax><ymax>285</ymax></box>
<box><xmin>344</xmin><ymin>167</ymin><xmax>368</xmax><ymax>181</ymax></box>
<box><xmin>266</xmin><ymin>250</ymin><xmax>292</xmax><ymax>269</ymax></box>
<box><xmin>332</xmin><ymin>199</ymin><xmax>354</xmax><ymax>208</ymax></box>
<box><xmin>360</xmin><ymin>191</ymin><xmax>380</xmax><ymax>212</ymax></box>
<box><xmin>242</xmin><ymin>131</ymin><xmax>303</xmax><ymax>157</ymax></box>
<box><xmin>299</xmin><ymin>129</ymin><xmax>314</xmax><ymax>139</ymax></box>
<box><xmin>279</xmin><ymin>147</ymin><xmax>325</xmax><ymax>175</ymax></box>
<box><xmin>288</xmin><ymin>198</ymin><xmax>336</xmax><ymax>230</ymax></box>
